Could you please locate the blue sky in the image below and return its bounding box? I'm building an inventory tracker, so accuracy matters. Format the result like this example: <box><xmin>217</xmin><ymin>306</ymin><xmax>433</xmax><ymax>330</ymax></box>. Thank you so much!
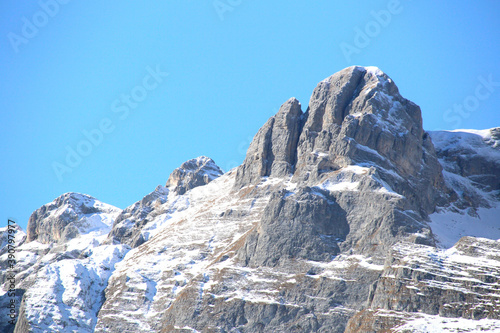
<box><xmin>2</xmin><ymin>1</ymin><xmax>499</xmax><ymax>230</ymax></box>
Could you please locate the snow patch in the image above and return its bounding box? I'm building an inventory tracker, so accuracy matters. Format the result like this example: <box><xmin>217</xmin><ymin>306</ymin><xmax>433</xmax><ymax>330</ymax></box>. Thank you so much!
<box><xmin>393</xmin><ymin>313</ymin><xmax>500</xmax><ymax>332</ymax></box>
<box><xmin>429</xmin><ymin>204</ymin><xmax>500</xmax><ymax>249</ymax></box>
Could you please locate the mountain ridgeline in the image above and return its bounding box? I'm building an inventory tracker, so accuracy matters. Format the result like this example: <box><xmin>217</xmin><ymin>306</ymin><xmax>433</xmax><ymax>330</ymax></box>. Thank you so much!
<box><xmin>2</xmin><ymin>66</ymin><xmax>500</xmax><ymax>332</ymax></box>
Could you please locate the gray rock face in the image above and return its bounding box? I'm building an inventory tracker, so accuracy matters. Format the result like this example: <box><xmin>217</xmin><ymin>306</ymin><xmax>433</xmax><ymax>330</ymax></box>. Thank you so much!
<box><xmin>26</xmin><ymin>192</ymin><xmax>120</xmax><ymax>244</ymax></box>
<box><xmin>166</xmin><ymin>156</ymin><xmax>223</xmax><ymax>195</ymax></box>
<box><xmin>236</xmin><ymin>66</ymin><xmax>448</xmax><ymax>215</ymax></box>
<box><xmin>158</xmin><ymin>262</ymin><xmax>382</xmax><ymax>333</ymax></box>
<box><xmin>375</xmin><ymin>239</ymin><xmax>500</xmax><ymax>318</ymax></box>
<box><xmin>234</xmin><ymin>66</ymin><xmax>446</xmax><ymax>266</ymax></box>
<box><xmin>106</xmin><ymin>185</ymin><xmax>170</xmax><ymax>247</ymax></box>
<box><xmin>234</xmin><ymin>98</ymin><xmax>304</xmax><ymax>188</ymax></box>
<box><xmin>237</xmin><ymin>187</ymin><xmax>349</xmax><ymax>267</ymax></box>
<box><xmin>344</xmin><ymin>129</ymin><xmax>500</xmax><ymax>332</ymax></box>
<box><xmin>345</xmin><ymin>237</ymin><xmax>500</xmax><ymax>332</ymax></box>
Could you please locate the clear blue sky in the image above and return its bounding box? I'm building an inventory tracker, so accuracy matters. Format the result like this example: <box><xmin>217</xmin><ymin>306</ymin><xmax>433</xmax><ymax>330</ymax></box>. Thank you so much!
<box><xmin>2</xmin><ymin>1</ymin><xmax>499</xmax><ymax>230</ymax></box>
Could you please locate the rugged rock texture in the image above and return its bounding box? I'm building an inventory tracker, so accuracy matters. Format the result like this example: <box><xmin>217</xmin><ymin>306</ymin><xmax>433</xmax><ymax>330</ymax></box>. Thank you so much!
<box><xmin>430</xmin><ymin>128</ymin><xmax>500</xmax><ymax>211</ymax></box>
<box><xmin>106</xmin><ymin>156</ymin><xmax>223</xmax><ymax>248</ymax></box>
<box><xmin>235</xmin><ymin>66</ymin><xmax>445</xmax><ymax>263</ymax></box>
<box><xmin>166</xmin><ymin>156</ymin><xmax>223</xmax><ymax>195</ymax></box>
<box><xmin>237</xmin><ymin>187</ymin><xmax>349</xmax><ymax>267</ymax></box>
<box><xmin>345</xmin><ymin>237</ymin><xmax>500</xmax><ymax>332</ymax></box>
<box><xmin>26</xmin><ymin>192</ymin><xmax>120</xmax><ymax>244</ymax></box>
<box><xmin>343</xmin><ymin>128</ymin><xmax>500</xmax><ymax>332</ymax></box>
<box><xmin>236</xmin><ymin>66</ymin><xmax>449</xmax><ymax>215</ymax></box>
<box><xmin>234</xmin><ymin>98</ymin><xmax>304</xmax><ymax>188</ymax></box>
<box><xmin>105</xmin><ymin>185</ymin><xmax>170</xmax><ymax>247</ymax></box>
<box><xmin>1</xmin><ymin>194</ymin><xmax>127</xmax><ymax>333</ymax></box>
<box><xmin>3</xmin><ymin>66</ymin><xmax>500</xmax><ymax>333</ymax></box>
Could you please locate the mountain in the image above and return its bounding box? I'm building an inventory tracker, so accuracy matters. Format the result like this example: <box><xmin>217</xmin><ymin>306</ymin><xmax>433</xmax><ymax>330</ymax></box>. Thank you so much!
<box><xmin>2</xmin><ymin>66</ymin><xmax>499</xmax><ymax>332</ymax></box>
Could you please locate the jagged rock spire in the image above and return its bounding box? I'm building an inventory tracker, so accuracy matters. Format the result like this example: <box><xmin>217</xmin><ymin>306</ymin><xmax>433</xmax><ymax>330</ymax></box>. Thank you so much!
<box><xmin>234</xmin><ymin>98</ymin><xmax>303</xmax><ymax>188</ymax></box>
<box><xmin>235</xmin><ymin>66</ymin><xmax>448</xmax><ymax>214</ymax></box>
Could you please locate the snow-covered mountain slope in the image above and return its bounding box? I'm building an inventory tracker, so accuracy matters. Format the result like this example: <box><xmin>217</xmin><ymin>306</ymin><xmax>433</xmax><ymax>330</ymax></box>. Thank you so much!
<box><xmin>3</xmin><ymin>67</ymin><xmax>500</xmax><ymax>332</ymax></box>
<box><xmin>345</xmin><ymin>128</ymin><xmax>500</xmax><ymax>331</ymax></box>
<box><xmin>106</xmin><ymin>156</ymin><xmax>223</xmax><ymax>248</ymax></box>
<box><xmin>428</xmin><ymin>128</ymin><xmax>500</xmax><ymax>248</ymax></box>
<box><xmin>0</xmin><ymin>193</ymin><xmax>128</xmax><ymax>333</ymax></box>
<box><xmin>429</xmin><ymin>129</ymin><xmax>500</xmax><ymax>208</ymax></box>
<box><xmin>95</xmin><ymin>169</ymin><xmax>277</xmax><ymax>332</ymax></box>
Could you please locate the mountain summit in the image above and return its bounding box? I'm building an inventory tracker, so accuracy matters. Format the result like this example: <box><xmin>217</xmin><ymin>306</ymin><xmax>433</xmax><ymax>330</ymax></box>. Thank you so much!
<box><xmin>2</xmin><ymin>67</ymin><xmax>500</xmax><ymax>333</ymax></box>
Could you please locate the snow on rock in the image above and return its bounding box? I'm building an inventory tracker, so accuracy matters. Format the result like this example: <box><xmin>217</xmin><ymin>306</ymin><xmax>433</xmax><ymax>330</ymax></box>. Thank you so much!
<box><xmin>428</xmin><ymin>128</ymin><xmax>500</xmax><ymax>247</ymax></box>
<box><xmin>429</xmin><ymin>204</ymin><xmax>500</xmax><ymax>248</ymax></box>
<box><xmin>315</xmin><ymin>164</ymin><xmax>404</xmax><ymax>198</ymax></box>
<box><xmin>21</xmin><ymin>244</ymin><xmax>129</xmax><ymax>333</ymax></box>
<box><xmin>0</xmin><ymin>224</ymin><xmax>26</xmax><ymax>254</ymax></box>
<box><xmin>0</xmin><ymin>193</ymin><xmax>126</xmax><ymax>333</ymax></box>
<box><xmin>430</xmin><ymin>128</ymin><xmax>500</xmax><ymax>164</ymax></box>
<box><xmin>347</xmin><ymin>237</ymin><xmax>500</xmax><ymax>331</ymax></box>
<box><xmin>5</xmin><ymin>223</ymin><xmax>130</xmax><ymax>333</ymax></box>
<box><xmin>95</xmin><ymin>170</ymin><xmax>274</xmax><ymax>331</ymax></box>
<box><xmin>26</xmin><ymin>192</ymin><xmax>121</xmax><ymax>244</ymax></box>
<box><xmin>107</xmin><ymin>157</ymin><xmax>224</xmax><ymax>248</ymax></box>
<box><xmin>429</xmin><ymin>128</ymin><xmax>500</xmax><ymax>202</ymax></box>
<box><xmin>393</xmin><ymin>313</ymin><xmax>500</xmax><ymax>333</ymax></box>
<box><xmin>166</xmin><ymin>156</ymin><xmax>223</xmax><ymax>195</ymax></box>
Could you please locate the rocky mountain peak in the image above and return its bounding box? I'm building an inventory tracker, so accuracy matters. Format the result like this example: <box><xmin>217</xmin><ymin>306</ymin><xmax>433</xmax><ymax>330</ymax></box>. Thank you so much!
<box><xmin>166</xmin><ymin>156</ymin><xmax>223</xmax><ymax>195</ymax></box>
<box><xmin>3</xmin><ymin>67</ymin><xmax>500</xmax><ymax>333</ymax></box>
<box><xmin>306</xmin><ymin>66</ymin><xmax>420</xmax><ymax>130</ymax></box>
<box><xmin>235</xmin><ymin>66</ymin><xmax>447</xmax><ymax>214</ymax></box>
<box><xmin>294</xmin><ymin>65</ymin><xmax>428</xmax><ymax>181</ymax></box>
<box><xmin>26</xmin><ymin>192</ymin><xmax>120</xmax><ymax>244</ymax></box>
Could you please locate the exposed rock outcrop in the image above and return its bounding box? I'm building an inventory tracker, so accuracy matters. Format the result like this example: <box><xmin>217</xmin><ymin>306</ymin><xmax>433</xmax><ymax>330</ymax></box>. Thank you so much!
<box><xmin>237</xmin><ymin>187</ymin><xmax>349</xmax><ymax>267</ymax></box>
<box><xmin>236</xmin><ymin>66</ymin><xmax>449</xmax><ymax>215</ymax></box>
<box><xmin>105</xmin><ymin>185</ymin><xmax>170</xmax><ymax>247</ymax></box>
<box><xmin>345</xmin><ymin>237</ymin><xmax>500</xmax><ymax>332</ymax></box>
<box><xmin>26</xmin><ymin>192</ymin><xmax>120</xmax><ymax>244</ymax></box>
<box><xmin>234</xmin><ymin>66</ymin><xmax>446</xmax><ymax>266</ymax></box>
<box><xmin>430</xmin><ymin>128</ymin><xmax>500</xmax><ymax>211</ymax></box>
<box><xmin>234</xmin><ymin>98</ymin><xmax>304</xmax><ymax>188</ymax></box>
<box><xmin>106</xmin><ymin>156</ymin><xmax>223</xmax><ymax>247</ymax></box>
<box><xmin>166</xmin><ymin>156</ymin><xmax>223</xmax><ymax>195</ymax></box>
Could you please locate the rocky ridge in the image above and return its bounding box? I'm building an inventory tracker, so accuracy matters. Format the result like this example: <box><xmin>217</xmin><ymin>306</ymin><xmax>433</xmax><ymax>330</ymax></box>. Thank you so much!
<box><xmin>106</xmin><ymin>156</ymin><xmax>223</xmax><ymax>248</ymax></box>
<box><xmin>26</xmin><ymin>192</ymin><xmax>120</xmax><ymax>244</ymax></box>
<box><xmin>1</xmin><ymin>66</ymin><xmax>499</xmax><ymax>332</ymax></box>
<box><xmin>1</xmin><ymin>193</ymin><xmax>128</xmax><ymax>333</ymax></box>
